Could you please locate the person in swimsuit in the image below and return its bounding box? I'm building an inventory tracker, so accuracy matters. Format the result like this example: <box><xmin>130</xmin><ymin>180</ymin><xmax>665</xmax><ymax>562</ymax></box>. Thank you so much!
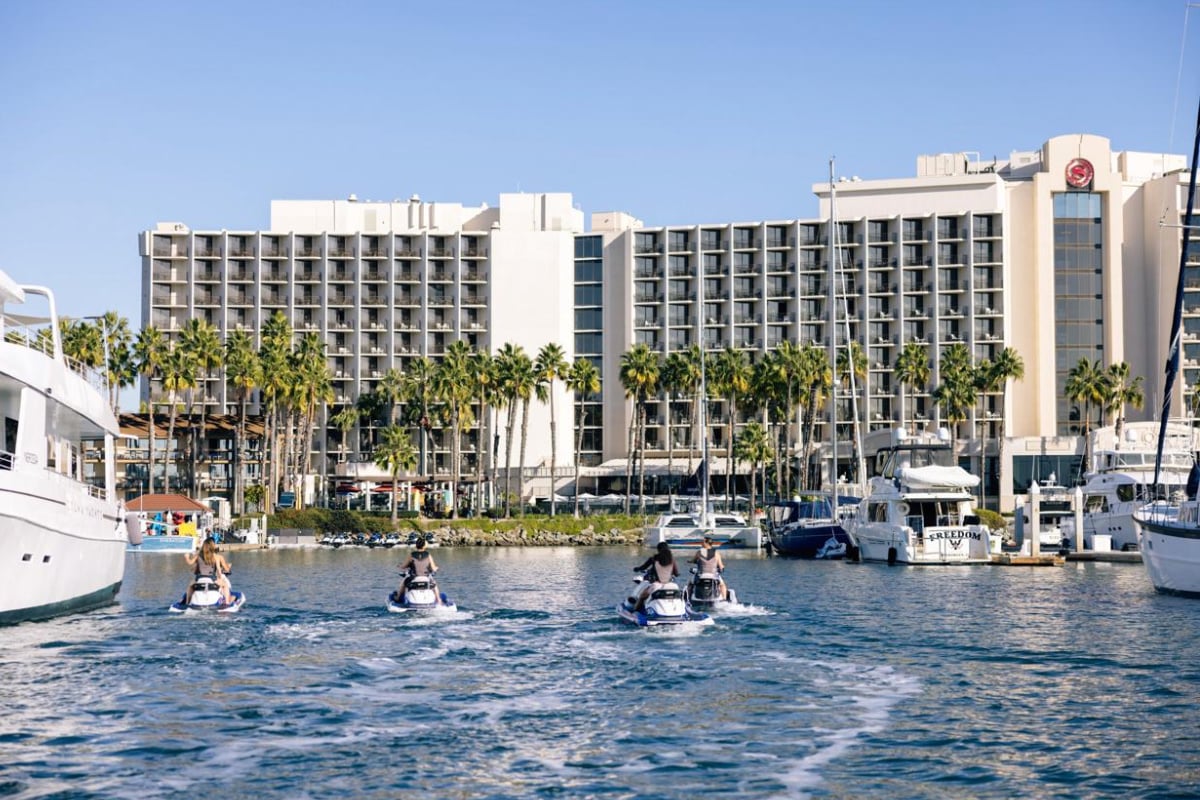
<box><xmin>184</xmin><ymin>536</ymin><xmax>233</xmax><ymax>605</ymax></box>
<box><xmin>691</xmin><ymin>534</ymin><xmax>727</xmax><ymax>600</ymax></box>
<box><xmin>398</xmin><ymin>536</ymin><xmax>440</xmax><ymax>604</ymax></box>
<box><xmin>632</xmin><ymin>542</ymin><xmax>679</xmax><ymax>609</ymax></box>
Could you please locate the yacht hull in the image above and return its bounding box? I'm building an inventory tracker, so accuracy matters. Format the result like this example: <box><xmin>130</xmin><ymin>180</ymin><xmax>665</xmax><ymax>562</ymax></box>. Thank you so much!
<box><xmin>0</xmin><ymin>505</ymin><xmax>126</xmax><ymax>624</ymax></box>
<box><xmin>1137</xmin><ymin>519</ymin><xmax>1200</xmax><ymax>596</ymax></box>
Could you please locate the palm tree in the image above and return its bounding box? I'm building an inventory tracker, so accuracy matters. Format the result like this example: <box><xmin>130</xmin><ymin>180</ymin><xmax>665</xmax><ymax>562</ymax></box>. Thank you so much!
<box><xmin>1065</xmin><ymin>357</ymin><xmax>1109</xmax><ymax>474</ymax></box>
<box><xmin>257</xmin><ymin>311</ymin><xmax>294</xmax><ymax>512</ymax></box>
<box><xmin>330</xmin><ymin>406</ymin><xmax>359</xmax><ymax>462</ymax></box>
<box><xmin>797</xmin><ymin>344</ymin><xmax>832</xmax><ymax>491</ymax></box>
<box><xmin>494</xmin><ymin>343</ymin><xmax>532</xmax><ymax>517</ymax></box>
<box><xmin>434</xmin><ymin>340</ymin><xmax>474</xmax><ymax>519</ymax></box>
<box><xmin>835</xmin><ymin>339</ymin><xmax>868</xmax><ymax>482</ymax></box>
<box><xmin>932</xmin><ymin>342</ymin><xmax>977</xmax><ymax>451</ymax></box>
<box><xmin>467</xmin><ymin>350</ymin><xmax>496</xmax><ymax>514</ymax></box>
<box><xmin>566</xmin><ymin>358</ymin><xmax>601</xmax><ymax>517</ymax></box>
<box><xmin>734</xmin><ymin>421</ymin><xmax>772</xmax><ymax>521</ymax></box>
<box><xmin>534</xmin><ymin>343</ymin><xmax>569</xmax><ymax>516</ymax></box>
<box><xmin>710</xmin><ymin>347</ymin><xmax>751</xmax><ymax>506</ymax></box>
<box><xmin>159</xmin><ymin>342</ymin><xmax>194</xmax><ymax>495</ymax></box>
<box><xmin>375</xmin><ymin>425</ymin><xmax>418</xmax><ymax>524</ymax></box>
<box><xmin>180</xmin><ymin>318</ymin><xmax>222</xmax><ymax>493</ymax></box>
<box><xmin>223</xmin><ymin>329</ymin><xmax>259</xmax><ymax>515</ymax></box>
<box><xmin>772</xmin><ymin>340</ymin><xmax>805</xmax><ymax>497</ymax></box>
<box><xmin>403</xmin><ymin>357</ymin><xmax>437</xmax><ymax>478</ymax></box>
<box><xmin>619</xmin><ymin>343</ymin><xmax>660</xmax><ymax>514</ymax></box>
<box><xmin>291</xmin><ymin>332</ymin><xmax>333</xmax><ymax>509</ymax></box>
<box><xmin>1105</xmin><ymin>361</ymin><xmax>1144</xmax><ymax>449</ymax></box>
<box><xmin>133</xmin><ymin>326</ymin><xmax>165</xmax><ymax>494</ymax></box>
<box><xmin>895</xmin><ymin>341</ymin><xmax>931</xmax><ymax>433</ymax></box>
<box><xmin>660</xmin><ymin>351</ymin><xmax>692</xmax><ymax>498</ymax></box>
<box><xmin>985</xmin><ymin>346</ymin><xmax>1025</xmax><ymax>504</ymax></box>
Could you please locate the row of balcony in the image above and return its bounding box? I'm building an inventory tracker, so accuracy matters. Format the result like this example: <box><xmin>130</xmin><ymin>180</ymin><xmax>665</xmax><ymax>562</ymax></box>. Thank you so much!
<box><xmin>152</xmin><ymin>237</ymin><xmax>489</xmax><ymax>261</ymax></box>
<box><xmin>159</xmin><ymin>265</ymin><xmax>488</xmax><ymax>283</ymax></box>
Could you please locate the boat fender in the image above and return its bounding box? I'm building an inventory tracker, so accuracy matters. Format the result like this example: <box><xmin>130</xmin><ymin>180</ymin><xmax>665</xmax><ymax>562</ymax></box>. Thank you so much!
<box><xmin>887</xmin><ymin>546</ymin><xmax>898</xmax><ymax>566</ymax></box>
<box><xmin>125</xmin><ymin>514</ymin><xmax>144</xmax><ymax>546</ymax></box>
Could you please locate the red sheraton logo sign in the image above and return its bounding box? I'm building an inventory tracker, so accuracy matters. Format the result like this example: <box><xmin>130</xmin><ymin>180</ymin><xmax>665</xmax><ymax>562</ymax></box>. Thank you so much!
<box><xmin>1065</xmin><ymin>158</ymin><xmax>1094</xmax><ymax>189</ymax></box>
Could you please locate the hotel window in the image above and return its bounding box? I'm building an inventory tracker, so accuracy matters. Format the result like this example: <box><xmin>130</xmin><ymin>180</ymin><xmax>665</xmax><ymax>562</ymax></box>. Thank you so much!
<box><xmin>937</xmin><ymin>217</ymin><xmax>959</xmax><ymax>239</ymax></box>
<box><xmin>868</xmin><ymin>220</ymin><xmax>890</xmax><ymax>242</ymax></box>
<box><xmin>668</xmin><ymin>305</ymin><xmax>690</xmax><ymax>326</ymax></box>
<box><xmin>670</xmin><ymin>329</ymin><xmax>691</xmax><ymax>349</ymax></box>
<box><xmin>767</xmin><ymin>251</ymin><xmax>786</xmax><ymax>270</ymax></box>
<box><xmin>733</xmin><ymin>228</ymin><xmax>754</xmax><ymax>249</ymax></box>
<box><xmin>734</xmin><ymin>252</ymin><xmax>754</xmax><ymax>272</ymax></box>
<box><xmin>902</xmin><ymin>219</ymin><xmax>924</xmax><ymax>241</ymax></box>
<box><xmin>766</xmin><ymin>225</ymin><xmax>788</xmax><ymax>247</ymax></box>
<box><xmin>635</xmin><ymin>232</ymin><xmax>658</xmax><ymax>254</ymax></box>
<box><xmin>635</xmin><ymin>307</ymin><xmax>658</xmax><ymax>327</ymax></box>
<box><xmin>668</xmin><ymin>230</ymin><xmax>689</xmax><ymax>251</ymax></box>
<box><xmin>704</xmin><ymin>303</ymin><xmax>722</xmax><ymax>324</ymax></box>
<box><xmin>701</xmin><ymin>229</ymin><xmax>722</xmax><ymax>250</ymax></box>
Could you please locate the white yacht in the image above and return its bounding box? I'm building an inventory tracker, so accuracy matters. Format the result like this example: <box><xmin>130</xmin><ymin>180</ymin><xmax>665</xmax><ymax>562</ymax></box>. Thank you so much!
<box><xmin>1014</xmin><ymin>475</ymin><xmax>1075</xmax><ymax>552</ymax></box>
<box><xmin>643</xmin><ymin>499</ymin><xmax>764</xmax><ymax>550</ymax></box>
<box><xmin>1070</xmin><ymin>423</ymin><xmax>1194</xmax><ymax>552</ymax></box>
<box><xmin>0</xmin><ymin>270</ymin><xmax>132</xmax><ymax>624</ymax></box>
<box><xmin>849</xmin><ymin>428</ymin><xmax>992</xmax><ymax>565</ymax></box>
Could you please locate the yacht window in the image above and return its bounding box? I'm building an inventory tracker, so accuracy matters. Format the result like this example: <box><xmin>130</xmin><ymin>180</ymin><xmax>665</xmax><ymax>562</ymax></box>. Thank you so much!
<box><xmin>871</xmin><ymin>503</ymin><xmax>888</xmax><ymax>522</ymax></box>
<box><xmin>1085</xmin><ymin>494</ymin><xmax>1106</xmax><ymax>512</ymax></box>
<box><xmin>1116</xmin><ymin>484</ymin><xmax>1136</xmax><ymax>503</ymax></box>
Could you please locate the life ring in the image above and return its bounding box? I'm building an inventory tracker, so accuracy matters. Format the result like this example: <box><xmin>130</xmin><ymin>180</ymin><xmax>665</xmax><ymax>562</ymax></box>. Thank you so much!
<box><xmin>897</xmin><ymin>502</ymin><xmax>910</xmax><ymax>517</ymax></box>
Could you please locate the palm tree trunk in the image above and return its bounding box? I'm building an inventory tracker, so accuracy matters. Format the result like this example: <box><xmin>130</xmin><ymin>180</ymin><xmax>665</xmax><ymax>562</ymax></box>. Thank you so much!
<box><xmin>147</xmin><ymin>408</ymin><xmax>156</xmax><ymax>495</ymax></box>
<box><xmin>518</xmin><ymin>397</ymin><xmax>530</xmax><ymax>517</ymax></box>
<box><xmin>573</xmin><ymin>397</ymin><xmax>585</xmax><ymax>518</ymax></box>
<box><xmin>164</xmin><ymin>393</ymin><xmax>177</xmax><ymax>498</ymax></box>
<box><xmin>624</xmin><ymin>401</ymin><xmax>636</xmax><ymax>514</ymax></box>
<box><xmin>504</xmin><ymin>400</ymin><xmax>517</xmax><ymax>517</ymax></box>
<box><xmin>725</xmin><ymin>398</ymin><xmax>735</xmax><ymax>507</ymax></box>
<box><xmin>637</xmin><ymin>404</ymin><xmax>647</xmax><ymax>515</ymax></box>
<box><xmin>665</xmin><ymin>393</ymin><xmax>674</xmax><ymax>500</ymax></box>
<box><xmin>548</xmin><ymin>390</ymin><xmax>557</xmax><ymax>517</ymax></box>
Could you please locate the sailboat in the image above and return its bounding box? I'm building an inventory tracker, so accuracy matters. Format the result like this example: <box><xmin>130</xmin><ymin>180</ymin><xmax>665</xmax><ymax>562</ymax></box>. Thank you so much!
<box><xmin>643</xmin><ymin>255</ymin><xmax>763</xmax><ymax>550</ymax></box>
<box><xmin>1133</xmin><ymin>96</ymin><xmax>1200</xmax><ymax>596</ymax></box>
<box><xmin>765</xmin><ymin>160</ymin><xmax>861</xmax><ymax>558</ymax></box>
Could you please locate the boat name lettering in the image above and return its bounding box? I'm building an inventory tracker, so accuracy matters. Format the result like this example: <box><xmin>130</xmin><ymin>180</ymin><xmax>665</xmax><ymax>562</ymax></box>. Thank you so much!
<box><xmin>24</xmin><ymin>452</ymin><xmax>39</xmax><ymax>465</ymax></box>
<box><xmin>925</xmin><ymin>529</ymin><xmax>983</xmax><ymax>543</ymax></box>
<box><xmin>67</xmin><ymin>497</ymin><xmax>101</xmax><ymax>519</ymax></box>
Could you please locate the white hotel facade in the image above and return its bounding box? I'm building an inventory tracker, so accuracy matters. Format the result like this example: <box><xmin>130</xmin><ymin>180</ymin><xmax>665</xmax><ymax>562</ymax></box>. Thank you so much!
<box><xmin>140</xmin><ymin>133</ymin><xmax>1199</xmax><ymax>511</ymax></box>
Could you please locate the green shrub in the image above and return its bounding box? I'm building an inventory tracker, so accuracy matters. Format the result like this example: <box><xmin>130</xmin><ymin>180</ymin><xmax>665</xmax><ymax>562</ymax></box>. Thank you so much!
<box><xmin>976</xmin><ymin>508</ymin><xmax>1004</xmax><ymax>531</ymax></box>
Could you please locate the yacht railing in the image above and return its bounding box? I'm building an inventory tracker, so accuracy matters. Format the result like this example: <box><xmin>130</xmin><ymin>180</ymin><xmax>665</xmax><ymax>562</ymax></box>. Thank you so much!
<box><xmin>3</xmin><ymin>317</ymin><xmax>108</xmax><ymax>395</ymax></box>
<box><xmin>0</xmin><ymin>449</ymin><xmax>13</xmax><ymax>471</ymax></box>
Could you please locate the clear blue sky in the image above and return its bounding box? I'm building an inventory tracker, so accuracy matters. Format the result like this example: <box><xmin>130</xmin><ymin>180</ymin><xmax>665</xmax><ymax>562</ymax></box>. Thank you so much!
<box><xmin>0</xmin><ymin>0</ymin><xmax>1196</xmax><ymax>329</ymax></box>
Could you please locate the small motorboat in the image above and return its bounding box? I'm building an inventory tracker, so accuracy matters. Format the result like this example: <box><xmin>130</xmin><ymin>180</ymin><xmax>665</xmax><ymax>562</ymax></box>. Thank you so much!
<box><xmin>386</xmin><ymin>574</ymin><xmax>456</xmax><ymax>613</ymax></box>
<box><xmin>169</xmin><ymin>576</ymin><xmax>245</xmax><ymax>614</ymax></box>
<box><xmin>683</xmin><ymin>567</ymin><xmax>739</xmax><ymax>613</ymax></box>
<box><xmin>618</xmin><ymin>573</ymin><xmax>710</xmax><ymax>627</ymax></box>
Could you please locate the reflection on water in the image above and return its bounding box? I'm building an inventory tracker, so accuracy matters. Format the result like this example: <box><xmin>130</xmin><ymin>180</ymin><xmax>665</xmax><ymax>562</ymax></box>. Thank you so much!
<box><xmin>0</xmin><ymin>548</ymin><xmax>1197</xmax><ymax>798</ymax></box>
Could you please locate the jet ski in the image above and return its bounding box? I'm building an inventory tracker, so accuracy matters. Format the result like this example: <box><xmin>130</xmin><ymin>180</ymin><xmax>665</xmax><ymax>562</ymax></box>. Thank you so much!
<box><xmin>683</xmin><ymin>567</ymin><xmax>739</xmax><ymax>613</ymax></box>
<box><xmin>169</xmin><ymin>575</ymin><xmax>245</xmax><ymax>614</ymax></box>
<box><xmin>387</xmin><ymin>572</ymin><xmax>456</xmax><ymax>613</ymax></box>
<box><xmin>618</xmin><ymin>572</ymin><xmax>710</xmax><ymax>627</ymax></box>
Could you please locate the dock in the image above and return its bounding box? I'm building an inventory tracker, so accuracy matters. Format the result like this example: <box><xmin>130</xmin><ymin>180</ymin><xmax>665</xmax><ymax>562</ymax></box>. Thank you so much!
<box><xmin>991</xmin><ymin>553</ymin><xmax>1066</xmax><ymax>567</ymax></box>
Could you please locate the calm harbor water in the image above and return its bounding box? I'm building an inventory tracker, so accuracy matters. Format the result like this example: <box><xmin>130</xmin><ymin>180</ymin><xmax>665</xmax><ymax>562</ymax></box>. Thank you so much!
<box><xmin>1</xmin><ymin>546</ymin><xmax>1198</xmax><ymax>799</ymax></box>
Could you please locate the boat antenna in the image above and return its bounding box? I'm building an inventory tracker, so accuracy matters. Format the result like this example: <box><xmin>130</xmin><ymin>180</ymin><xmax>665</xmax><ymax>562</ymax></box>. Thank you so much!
<box><xmin>1154</xmin><ymin>93</ymin><xmax>1200</xmax><ymax>493</ymax></box>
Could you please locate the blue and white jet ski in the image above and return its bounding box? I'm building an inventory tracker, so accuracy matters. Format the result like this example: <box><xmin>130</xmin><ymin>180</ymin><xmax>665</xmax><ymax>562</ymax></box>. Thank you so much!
<box><xmin>169</xmin><ymin>575</ymin><xmax>245</xmax><ymax>614</ymax></box>
<box><xmin>387</xmin><ymin>573</ymin><xmax>457</xmax><ymax>613</ymax></box>
<box><xmin>618</xmin><ymin>573</ymin><xmax>709</xmax><ymax>627</ymax></box>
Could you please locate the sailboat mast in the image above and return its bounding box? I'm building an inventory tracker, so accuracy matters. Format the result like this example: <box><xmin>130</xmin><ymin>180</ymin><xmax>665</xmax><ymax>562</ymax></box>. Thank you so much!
<box><xmin>699</xmin><ymin>258</ymin><xmax>711</xmax><ymax>524</ymax></box>
<box><xmin>1154</xmin><ymin>96</ymin><xmax>1200</xmax><ymax>491</ymax></box>
<box><xmin>828</xmin><ymin>160</ymin><xmax>840</xmax><ymax>510</ymax></box>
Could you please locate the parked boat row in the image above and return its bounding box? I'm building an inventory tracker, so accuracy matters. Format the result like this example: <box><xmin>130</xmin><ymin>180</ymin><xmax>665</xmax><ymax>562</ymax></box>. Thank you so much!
<box><xmin>318</xmin><ymin>531</ymin><xmax>438</xmax><ymax>548</ymax></box>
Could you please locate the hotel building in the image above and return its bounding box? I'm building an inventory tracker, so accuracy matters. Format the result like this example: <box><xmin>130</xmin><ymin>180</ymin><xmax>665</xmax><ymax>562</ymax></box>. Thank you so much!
<box><xmin>140</xmin><ymin>133</ymin><xmax>1198</xmax><ymax>512</ymax></box>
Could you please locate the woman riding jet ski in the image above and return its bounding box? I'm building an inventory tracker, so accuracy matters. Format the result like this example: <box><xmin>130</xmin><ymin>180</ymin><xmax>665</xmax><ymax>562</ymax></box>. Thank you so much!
<box><xmin>684</xmin><ymin>535</ymin><xmax>739</xmax><ymax>612</ymax></box>
<box><xmin>170</xmin><ymin>537</ymin><xmax>245</xmax><ymax>613</ymax></box>
<box><xmin>618</xmin><ymin>543</ymin><xmax>709</xmax><ymax>627</ymax></box>
<box><xmin>388</xmin><ymin>536</ymin><xmax>456</xmax><ymax>612</ymax></box>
